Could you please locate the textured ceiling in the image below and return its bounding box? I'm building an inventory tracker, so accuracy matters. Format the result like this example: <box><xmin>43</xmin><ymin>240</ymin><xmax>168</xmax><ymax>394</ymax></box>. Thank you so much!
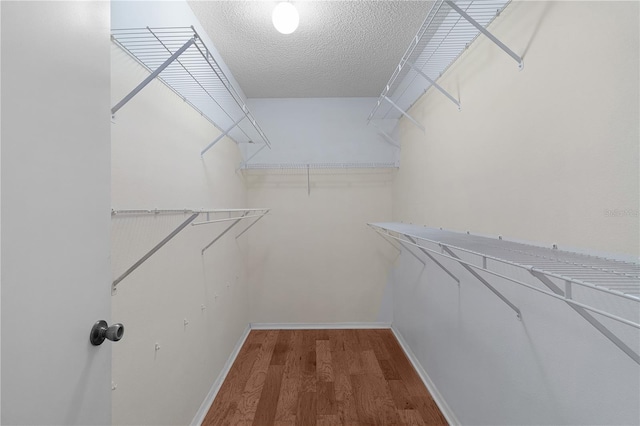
<box><xmin>188</xmin><ymin>1</ymin><xmax>433</xmax><ymax>98</ymax></box>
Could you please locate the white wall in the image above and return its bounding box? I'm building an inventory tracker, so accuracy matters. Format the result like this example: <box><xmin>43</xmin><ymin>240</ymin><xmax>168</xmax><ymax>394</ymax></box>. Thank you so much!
<box><xmin>246</xmin><ymin>98</ymin><xmax>399</xmax><ymax>165</ymax></box>
<box><xmin>246</xmin><ymin>169</ymin><xmax>396</xmax><ymax>324</ymax></box>
<box><xmin>1</xmin><ymin>2</ymin><xmax>112</xmax><ymax>424</ymax></box>
<box><xmin>394</xmin><ymin>0</ymin><xmax>639</xmax><ymax>258</ymax></box>
<box><xmin>390</xmin><ymin>1</ymin><xmax>640</xmax><ymax>424</ymax></box>
<box><xmin>111</xmin><ymin>42</ymin><xmax>250</xmax><ymax>425</ymax></box>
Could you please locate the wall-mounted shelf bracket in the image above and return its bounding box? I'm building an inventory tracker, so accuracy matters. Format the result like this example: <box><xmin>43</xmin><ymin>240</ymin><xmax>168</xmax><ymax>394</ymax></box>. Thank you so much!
<box><xmin>372</xmin><ymin>227</ymin><xmax>424</xmax><ymax>266</ymax></box>
<box><xmin>383</xmin><ymin>96</ymin><xmax>425</xmax><ymax>132</ymax></box>
<box><xmin>406</xmin><ymin>236</ymin><xmax>460</xmax><ymax>284</ymax></box>
<box><xmin>236</xmin><ymin>211</ymin><xmax>269</xmax><ymax>240</ymax></box>
<box><xmin>111</xmin><ymin>36</ymin><xmax>196</xmax><ymax>116</ymax></box>
<box><xmin>529</xmin><ymin>270</ymin><xmax>640</xmax><ymax>365</ymax></box>
<box><xmin>445</xmin><ymin>0</ymin><xmax>523</xmax><ymax>70</ymax></box>
<box><xmin>441</xmin><ymin>245</ymin><xmax>520</xmax><ymax>317</ymax></box>
<box><xmin>201</xmin><ymin>116</ymin><xmax>246</xmax><ymax>157</ymax></box>
<box><xmin>407</xmin><ymin>62</ymin><xmax>461</xmax><ymax>110</ymax></box>
<box><xmin>200</xmin><ymin>209</ymin><xmax>269</xmax><ymax>254</ymax></box>
<box><xmin>112</xmin><ymin>212</ymin><xmax>199</xmax><ymax>291</ymax></box>
<box><xmin>370</xmin><ymin>121</ymin><xmax>400</xmax><ymax>148</ymax></box>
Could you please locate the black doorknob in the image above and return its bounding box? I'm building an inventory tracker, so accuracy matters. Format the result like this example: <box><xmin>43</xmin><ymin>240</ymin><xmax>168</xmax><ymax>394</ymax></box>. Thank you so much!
<box><xmin>90</xmin><ymin>320</ymin><xmax>125</xmax><ymax>346</ymax></box>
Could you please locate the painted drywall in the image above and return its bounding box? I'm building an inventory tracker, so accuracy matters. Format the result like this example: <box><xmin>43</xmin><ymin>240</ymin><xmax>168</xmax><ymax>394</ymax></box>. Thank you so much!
<box><xmin>394</xmin><ymin>0</ymin><xmax>639</xmax><ymax>258</ymax></box>
<box><xmin>246</xmin><ymin>169</ymin><xmax>396</xmax><ymax>324</ymax></box>
<box><xmin>1</xmin><ymin>2</ymin><xmax>112</xmax><ymax>424</ymax></box>
<box><xmin>390</xmin><ymin>1</ymin><xmax>640</xmax><ymax>424</ymax></box>
<box><xmin>111</xmin><ymin>41</ymin><xmax>250</xmax><ymax>425</ymax></box>
<box><xmin>245</xmin><ymin>98</ymin><xmax>399</xmax><ymax>165</ymax></box>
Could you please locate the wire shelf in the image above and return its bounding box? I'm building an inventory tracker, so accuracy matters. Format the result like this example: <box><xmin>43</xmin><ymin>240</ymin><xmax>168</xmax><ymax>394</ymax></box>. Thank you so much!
<box><xmin>111</xmin><ymin>26</ymin><xmax>271</xmax><ymax>149</ymax></box>
<box><xmin>369</xmin><ymin>222</ymin><xmax>640</xmax><ymax>364</ymax></box>
<box><xmin>240</xmin><ymin>162</ymin><xmax>399</xmax><ymax>170</ymax></box>
<box><xmin>368</xmin><ymin>0</ymin><xmax>512</xmax><ymax>122</ymax></box>
<box><xmin>372</xmin><ymin>223</ymin><xmax>640</xmax><ymax>299</ymax></box>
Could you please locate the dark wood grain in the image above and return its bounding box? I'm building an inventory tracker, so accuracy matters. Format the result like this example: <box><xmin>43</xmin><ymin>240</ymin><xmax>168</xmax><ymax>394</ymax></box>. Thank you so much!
<box><xmin>203</xmin><ymin>329</ymin><xmax>448</xmax><ymax>425</ymax></box>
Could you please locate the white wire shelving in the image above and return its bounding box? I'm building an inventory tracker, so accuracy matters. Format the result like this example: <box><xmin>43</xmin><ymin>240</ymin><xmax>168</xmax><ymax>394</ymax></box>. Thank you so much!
<box><xmin>111</xmin><ymin>26</ymin><xmax>271</xmax><ymax>157</ymax></box>
<box><xmin>240</xmin><ymin>162</ymin><xmax>399</xmax><ymax>170</ymax></box>
<box><xmin>369</xmin><ymin>222</ymin><xmax>640</xmax><ymax>364</ymax></box>
<box><xmin>111</xmin><ymin>208</ymin><xmax>269</xmax><ymax>292</ymax></box>
<box><xmin>368</xmin><ymin>0</ymin><xmax>519</xmax><ymax>128</ymax></box>
<box><xmin>240</xmin><ymin>162</ymin><xmax>398</xmax><ymax>195</ymax></box>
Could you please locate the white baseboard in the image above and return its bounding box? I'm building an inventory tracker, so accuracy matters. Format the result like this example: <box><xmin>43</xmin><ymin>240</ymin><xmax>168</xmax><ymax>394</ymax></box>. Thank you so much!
<box><xmin>250</xmin><ymin>322</ymin><xmax>392</xmax><ymax>330</ymax></box>
<box><xmin>391</xmin><ymin>325</ymin><xmax>459</xmax><ymax>426</ymax></box>
<box><xmin>190</xmin><ymin>324</ymin><xmax>251</xmax><ymax>426</ymax></box>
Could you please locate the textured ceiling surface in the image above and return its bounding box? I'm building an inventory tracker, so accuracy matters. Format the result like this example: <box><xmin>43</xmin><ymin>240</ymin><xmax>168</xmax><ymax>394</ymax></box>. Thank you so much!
<box><xmin>188</xmin><ymin>1</ymin><xmax>433</xmax><ymax>98</ymax></box>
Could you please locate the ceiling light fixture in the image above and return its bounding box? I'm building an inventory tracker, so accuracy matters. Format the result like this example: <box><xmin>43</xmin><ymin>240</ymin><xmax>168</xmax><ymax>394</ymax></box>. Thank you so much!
<box><xmin>272</xmin><ymin>2</ymin><xmax>299</xmax><ymax>35</ymax></box>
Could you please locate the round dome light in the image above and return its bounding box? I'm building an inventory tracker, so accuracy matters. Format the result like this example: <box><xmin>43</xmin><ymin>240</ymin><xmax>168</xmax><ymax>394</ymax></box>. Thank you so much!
<box><xmin>272</xmin><ymin>2</ymin><xmax>299</xmax><ymax>35</ymax></box>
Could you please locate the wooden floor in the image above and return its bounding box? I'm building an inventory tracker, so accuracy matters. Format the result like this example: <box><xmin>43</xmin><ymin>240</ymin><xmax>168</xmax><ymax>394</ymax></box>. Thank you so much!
<box><xmin>203</xmin><ymin>329</ymin><xmax>447</xmax><ymax>426</ymax></box>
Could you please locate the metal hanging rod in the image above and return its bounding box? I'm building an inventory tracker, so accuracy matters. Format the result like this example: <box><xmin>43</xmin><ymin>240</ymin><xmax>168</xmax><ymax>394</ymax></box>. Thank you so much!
<box><xmin>111</xmin><ymin>26</ymin><xmax>271</xmax><ymax>153</ymax></box>
<box><xmin>111</xmin><ymin>208</ymin><xmax>269</xmax><ymax>291</ymax></box>
<box><xmin>368</xmin><ymin>0</ymin><xmax>517</xmax><ymax>124</ymax></box>
<box><xmin>368</xmin><ymin>223</ymin><xmax>640</xmax><ymax>365</ymax></box>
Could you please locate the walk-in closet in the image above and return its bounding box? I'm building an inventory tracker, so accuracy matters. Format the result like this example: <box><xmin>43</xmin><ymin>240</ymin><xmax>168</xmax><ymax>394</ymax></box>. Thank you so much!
<box><xmin>1</xmin><ymin>1</ymin><xmax>638</xmax><ymax>425</ymax></box>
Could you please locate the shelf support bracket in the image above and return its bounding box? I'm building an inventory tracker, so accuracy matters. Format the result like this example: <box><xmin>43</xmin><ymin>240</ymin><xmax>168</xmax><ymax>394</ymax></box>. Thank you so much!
<box><xmin>240</xmin><ymin>145</ymin><xmax>268</xmax><ymax>169</ymax></box>
<box><xmin>112</xmin><ymin>212</ymin><xmax>200</xmax><ymax>291</ymax></box>
<box><xmin>201</xmin><ymin>116</ymin><xmax>246</xmax><ymax>157</ymax></box>
<box><xmin>445</xmin><ymin>0</ymin><xmax>523</xmax><ymax>69</ymax></box>
<box><xmin>111</xmin><ymin>37</ymin><xmax>196</xmax><ymax>116</ymax></box>
<box><xmin>406</xmin><ymin>236</ymin><xmax>459</xmax><ymax>284</ymax></box>
<box><xmin>235</xmin><ymin>210</ymin><xmax>269</xmax><ymax>240</ymax></box>
<box><xmin>441</xmin><ymin>245</ymin><xmax>521</xmax><ymax>318</ymax></box>
<box><xmin>397</xmin><ymin>240</ymin><xmax>427</xmax><ymax>267</ymax></box>
<box><xmin>530</xmin><ymin>270</ymin><xmax>640</xmax><ymax>365</ymax></box>
<box><xmin>201</xmin><ymin>211</ymin><xmax>249</xmax><ymax>254</ymax></box>
<box><xmin>371</xmin><ymin>227</ymin><xmax>424</xmax><ymax>266</ymax></box>
<box><xmin>370</xmin><ymin>121</ymin><xmax>400</xmax><ymax>148</ymax></box>
<box><xmin>383</xmin><ymin>96</ymin><xmax>425</xmax><ymax>132</ymax></box>
<box><xmin>408</xmin><ymin>62</ymin><xmax>461</xmax><ymax>110</ymax></box>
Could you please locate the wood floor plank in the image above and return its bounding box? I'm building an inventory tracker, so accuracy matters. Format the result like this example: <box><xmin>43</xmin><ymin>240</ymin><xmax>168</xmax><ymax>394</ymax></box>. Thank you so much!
<box><xmin>229</xmin><ymin>330</ymin><xmax>279</xmax><ymax>424</ymax></box>
<box><xmin>316</xmin><ymin>339</ymin><xmax>334</xmax><ymax>382</ymax></box>
<box><xmin>203</xmin><ymin>329</ymin><xmax>447</xmax><ymax>426</ymax></box>
<box><xmin>203</xmin><ymin>338</ymin><xmax>262</xmax><ymax>426</ymax></box>
<box><xmin>379</xmin><ymin>358</ymin><xmax>401</xmax><ymax>380</ymax></box>
<box><xmin>317</xmin><ymin>381</ymin><xmax>337</xmax><ymax>416</ymax></box>
<box><xmin>361</xmin><ymin>350</ymin><xmax>385</xmax><ymax>378</ymax></box>
<box><xmin>331</xmin><ymin>350</ymin><xmax>359</xmax><ymax>424</ymax></box>
<box><xmin>295</xmin><ymin>392</ymin><xmax>316</xmax><ymax>426</ymax></box>
<box><xmin>329</xmin><ymin>329</ymin><xmax>345</xmax><ymax>352</ymax></box>
<box><xmin>317</xmin><ymin>414</ymin><xmax>340</xmax><ymax>426</ymax></box>
<box><xmin>398</xmin><ymin>409</ymin><xmax>427</xmax><ymax>425</ymax></box>
<box><xmin>271</xmin><ymin>330</ymin><xmax>293</xmax><ymax>366</ymax></box>
<box><xmin>350</xmin><ymin>374</ymin><xmax>399</xmax><ymax>425</ymax></box>
<box><xmin>388</xmin><ymin>380</ymin><xmax>415</xmax><ymax>410</ymax></box>
<box><xmin>276</xmin><ymin>331</ymin><xmax>304</xmax><ymax>423</ymax></box>
<box><xmin>412</xmin><ymin>396</ymin><xmax>448</xmax><ymax>425</ymax></box>
<box><xmin>252</xmin><ymin>365</ymin><xmax>284</xmax><ymax>426</ymax></box>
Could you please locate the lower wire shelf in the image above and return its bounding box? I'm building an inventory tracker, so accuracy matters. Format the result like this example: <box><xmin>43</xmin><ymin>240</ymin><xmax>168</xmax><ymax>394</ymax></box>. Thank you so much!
<box><xmin>369</xmin><ymin>222</ymin><xmax>640</xmax><ymax>364</ymax></box>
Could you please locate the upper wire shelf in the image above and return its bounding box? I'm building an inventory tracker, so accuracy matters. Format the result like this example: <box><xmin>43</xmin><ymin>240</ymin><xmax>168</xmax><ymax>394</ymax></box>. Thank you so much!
<box><xmin>111</xmin><ymin>26</ymin><xmax>271</xmax><ymax>154</ymax></box>
<box><xmin>368</xmin><ymin>0</ymin><xmax>515</xmax><ymax>123</ymax></box>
